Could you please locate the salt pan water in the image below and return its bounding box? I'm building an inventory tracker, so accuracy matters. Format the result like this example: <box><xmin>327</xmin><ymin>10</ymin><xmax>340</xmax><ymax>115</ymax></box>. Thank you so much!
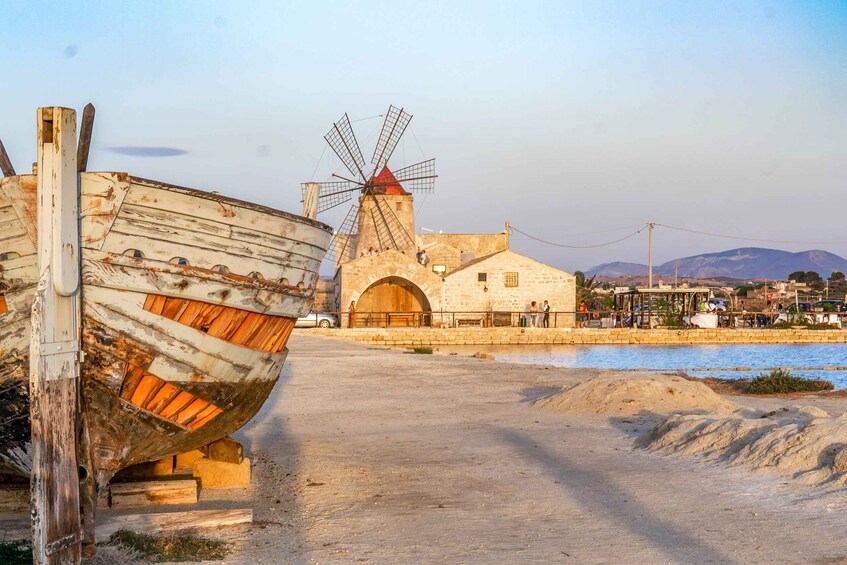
<box><xmin>492</xmin><ymin>344</ymin><xmax>847</xmax><ymax>389</ymax></box>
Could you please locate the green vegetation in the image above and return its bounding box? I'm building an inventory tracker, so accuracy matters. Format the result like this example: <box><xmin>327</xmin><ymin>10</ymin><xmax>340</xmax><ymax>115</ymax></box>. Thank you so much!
<box><xmin>0</xmin><ymin>541</ymin><xmax>31</xmax><ymax>565</ymax></box>
<box><xmin>574</xmin><ymin>271</ymin><xmax>602</xmax><ymax>309</ymax></box>
<box><xmin>107</xmin><ymin>529</ymin><xmax>229</xmax><ymax>562</ymax></box>
<box><xmin>412</xmin><ymin>347</ymin><xmax>433</xmax><ymax>354</ymax></box>
<box><xmin>655</xmin><ymin>298</ymin><xmax>683</xmax><ymax>327</ymax></box>
<box><xmin>746</xmin><ymin>370</ymin><xmax>834</xmax><ymax>395</ymax></box>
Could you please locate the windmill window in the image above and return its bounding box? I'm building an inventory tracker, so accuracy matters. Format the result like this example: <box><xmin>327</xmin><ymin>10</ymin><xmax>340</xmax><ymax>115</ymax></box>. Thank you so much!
<box><xmin>395</xmin><ymin>202</ymin><xmax>402</xmax><ymax>211</ymax></box>
<box><xmin>0</xmin><ymin>252</ymin><xmax>20</xmax><ymax>261</ymax></box>
<box><xmin>212</xmin><ymin>265</ymin><xmax>230</xmax><ymax>274</ymax></box>
<box><xmin>123</xmin><ymin>249</ymin><xmax>144</xmax><ymax>259</ymax></box>
<box><xmin>248</xmin><ymin>271</ymin><xmax>263</xmax><ymax>280</ymax></box>
<box><xmin>504</xmin><ymin>272</ymin><xmax>519</xmax><ymax>287</ymax></box>
<box><xmin>169</xmin><ymin>257</ymin><xmax>190</xmax><ymax>266</ymax></box>
<box><xmin>478</xmin><ymin>273</ymin><xmax>487</xmax><ymax>283</ymax></box>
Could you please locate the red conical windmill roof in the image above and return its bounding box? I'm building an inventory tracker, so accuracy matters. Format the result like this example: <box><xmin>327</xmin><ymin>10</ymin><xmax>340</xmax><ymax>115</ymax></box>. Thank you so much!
<box><xmin>372</xmin><ymin>165</ymin><xmax>409</xmax><ymax>195</ymax></box>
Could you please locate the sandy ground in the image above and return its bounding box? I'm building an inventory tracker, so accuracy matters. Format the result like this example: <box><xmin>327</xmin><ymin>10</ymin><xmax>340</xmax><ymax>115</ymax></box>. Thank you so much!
<box><xmin>67</xmin><ymin>333</ymin><xmax>847</xmax><ymax>564</ymax></box>
<box><xmin>139</xmin><ymin>332</ymin><xmax>847</xmax><ymax>565</ymax></box>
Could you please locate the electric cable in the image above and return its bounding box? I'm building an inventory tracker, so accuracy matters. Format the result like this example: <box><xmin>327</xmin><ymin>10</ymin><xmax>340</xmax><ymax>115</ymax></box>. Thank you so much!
<box><xmin>654</xmin><ymin>223</ymin><xmax>847</xmax><ymax>245</ymax></box>
<box><xmin>509</xmin><ymin>224</ymin><xmax>648</xmax><ymax>249</ymax></box>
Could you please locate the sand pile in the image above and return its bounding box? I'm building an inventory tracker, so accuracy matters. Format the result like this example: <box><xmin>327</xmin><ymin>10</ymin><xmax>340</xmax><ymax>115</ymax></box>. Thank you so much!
<box><xmin>533</xmin><ymin>373</ymin><xmax>742</xmax><ymax>416</ymax></box>
<box><xmin>641</xmin><ymin>406</ymin><xmax>847</xmax><ymax>487</ymax></box>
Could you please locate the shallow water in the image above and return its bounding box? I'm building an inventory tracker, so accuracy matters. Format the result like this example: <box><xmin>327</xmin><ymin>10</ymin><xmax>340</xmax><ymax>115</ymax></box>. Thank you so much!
<box><xmin>483</xmin><ymin>344</ymin><xmax>847</xmax><ymax>389</ymax></box>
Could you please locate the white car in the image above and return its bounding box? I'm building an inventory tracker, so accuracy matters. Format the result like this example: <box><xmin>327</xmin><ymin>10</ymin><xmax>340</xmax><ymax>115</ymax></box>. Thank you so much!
<box><xmin>295</xmin><ymin>311</ymin><xmax>338</xmax><ymax>328</ymax></box>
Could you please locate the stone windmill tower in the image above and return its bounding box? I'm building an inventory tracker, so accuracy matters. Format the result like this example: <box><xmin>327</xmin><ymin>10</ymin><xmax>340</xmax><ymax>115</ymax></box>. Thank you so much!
<box><xmin>302</xmin><ymin>106</ymin><xmax>436</xmax><ymax>269</ymax></box>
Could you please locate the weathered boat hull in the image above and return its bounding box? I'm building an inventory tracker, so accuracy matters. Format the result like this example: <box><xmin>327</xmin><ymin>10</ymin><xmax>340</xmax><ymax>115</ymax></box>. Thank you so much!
<box><xmin>0</xmin><ymin>172</ymin><xmax>331</xmax><ymax>491</ymax></box>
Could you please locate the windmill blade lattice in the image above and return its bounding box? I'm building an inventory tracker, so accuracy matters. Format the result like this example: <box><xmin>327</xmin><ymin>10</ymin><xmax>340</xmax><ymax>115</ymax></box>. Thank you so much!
<box><xmin>300</xmin><ymin>181</ymin><xmax>361</xmax><ymax>213</ymax></box>
<box><xmin>367</xmin><ymin>194</ymin><xmax>416</xmax><ymax>252</ymax></box>
<box><xmin>324</xmin><ymin>113</ymin><xmax>367</xmax><ymax>181</ymax></box>
<box><xmin>371</xmin><ymin>105</ymin><xmax>412</xmax><ymax>177</ymax></box>
<box><xmin>379</xmin><ymin>159</ymin><xmax>436</xmax><ymax>193</ymax></box>
<box><xmin>324</xmin><ymin>203</ymin><xmax>360</xmax><ymax>266</ymax></box>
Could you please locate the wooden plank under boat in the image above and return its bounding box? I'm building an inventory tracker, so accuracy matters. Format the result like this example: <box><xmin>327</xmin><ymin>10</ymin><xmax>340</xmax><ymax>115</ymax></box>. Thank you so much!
<box><xmin>0</xmin><ymin>170</ymin><xmax>332</xmax><ymax>494</ymax></box>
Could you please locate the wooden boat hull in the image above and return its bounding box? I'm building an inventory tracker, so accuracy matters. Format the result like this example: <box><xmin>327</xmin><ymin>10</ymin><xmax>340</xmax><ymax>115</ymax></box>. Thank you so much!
<box><xmin>0</xmin><ymin>172</ymin><xmax>331</xmax><ymax>491</ymax></box>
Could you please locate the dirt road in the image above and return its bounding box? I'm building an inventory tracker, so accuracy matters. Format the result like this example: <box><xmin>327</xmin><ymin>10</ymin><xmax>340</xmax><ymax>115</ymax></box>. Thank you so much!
<box><xmin>213</xmin><ymin>333</ymin><xmax>847</xmax><ymax>564</ymax></box>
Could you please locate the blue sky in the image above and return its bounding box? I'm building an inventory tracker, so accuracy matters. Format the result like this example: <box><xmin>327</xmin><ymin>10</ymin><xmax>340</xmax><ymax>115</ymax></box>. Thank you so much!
<box><xmin>2</xmin><ymin>0</ymin><xmax>846</xmax><ymax>272</ymax></box>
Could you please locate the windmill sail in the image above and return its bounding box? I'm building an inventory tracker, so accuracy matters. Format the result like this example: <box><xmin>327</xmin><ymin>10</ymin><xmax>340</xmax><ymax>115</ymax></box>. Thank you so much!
<box><xmin>300</xmin><ymin>181</ymin><xmax>360</xmax><ymax>213</ymax></box>
<box><xmin>383</xmin><ymin>159</ymin><xmax>436</xmax><ymax>192</ymax></box>
<box><xmin>324</xmin><ymin>113</ymin><xmax>367</xmax><ymax>181</ymax></box>
<box><xmin>371</xmin><ymin>105</ymin><xmax>412</xmax><ymax>177</ymax></box>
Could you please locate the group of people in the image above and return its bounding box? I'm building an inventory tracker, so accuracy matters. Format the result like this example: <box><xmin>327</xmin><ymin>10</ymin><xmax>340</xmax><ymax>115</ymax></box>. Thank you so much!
<box><xmin>525</xmin><ymin>300</ymin><xmax>590</xmax><ymax>328</ymax></box>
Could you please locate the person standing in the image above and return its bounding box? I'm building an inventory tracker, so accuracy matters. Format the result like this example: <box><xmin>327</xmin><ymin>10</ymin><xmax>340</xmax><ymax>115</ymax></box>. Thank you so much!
<box><xmin>577</xmin><ymin>301</ymin><xmax>588</xmax><ymax>328</ymax></box>
<box><xmin>529</xmin><ymin>301</ymin><xmax>539</xmax><ymax>327</ymax></box>
<box><xmin>542</xmin><ymin>300</ymin><xmax>550</xmax><ymax>328</ymax></box>
<box><xmin>348</xmin><ymin>300</ymin><xmax>356</xmax><ymax>328</ymax></box>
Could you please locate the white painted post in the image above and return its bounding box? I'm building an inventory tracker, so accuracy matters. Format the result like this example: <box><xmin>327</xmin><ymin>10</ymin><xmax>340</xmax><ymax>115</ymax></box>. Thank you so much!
<box><xmin>30</xmin><ymin>107</ymin><xmax>83</xmax><ymax>564</ymax></box>
<box><xmin>303</xmin><ymin>182</ymin><xmax>319</xmax><ymax>220</ymax></box>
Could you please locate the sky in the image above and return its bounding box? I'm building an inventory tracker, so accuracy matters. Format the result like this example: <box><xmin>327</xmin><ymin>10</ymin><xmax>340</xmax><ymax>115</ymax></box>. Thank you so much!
<box><xmin>2</xmin><ymin>0</ymin><xmax>846</xmax><ymax>273</ymax></box>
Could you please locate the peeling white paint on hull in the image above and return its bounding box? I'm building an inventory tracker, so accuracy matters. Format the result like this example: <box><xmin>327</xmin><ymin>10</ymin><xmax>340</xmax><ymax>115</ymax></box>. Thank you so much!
<box><xmin>0</xmin><ymin>172</ymin><xmax>331</xmax><ymax>489</ymax></box>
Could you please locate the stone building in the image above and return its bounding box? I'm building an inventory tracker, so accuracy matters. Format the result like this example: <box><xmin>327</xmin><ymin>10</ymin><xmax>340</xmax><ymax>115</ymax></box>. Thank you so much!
<box><xmin>319</xmin><ymin>170</ymin><xmax>576</xmax><ymax>328</ymax></box>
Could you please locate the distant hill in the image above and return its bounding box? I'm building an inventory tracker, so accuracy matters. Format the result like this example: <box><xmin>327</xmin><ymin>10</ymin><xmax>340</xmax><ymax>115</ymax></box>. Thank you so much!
<box><xmin>586</xmin><ymin>248</ymin><xmax>847</xmax><ymax>280</ymax></box>
<box><xmin>584</xmin><ymin>261</ymin><xmax>648</xmax><ymax>277</ymax></box>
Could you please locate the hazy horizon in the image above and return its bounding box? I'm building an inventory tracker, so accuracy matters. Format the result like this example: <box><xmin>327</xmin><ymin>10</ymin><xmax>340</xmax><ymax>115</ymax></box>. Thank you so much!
<box><xmin>3</xmin><ymin>1</ymin><xmax>845</xmax><ymax>273</ymax></box>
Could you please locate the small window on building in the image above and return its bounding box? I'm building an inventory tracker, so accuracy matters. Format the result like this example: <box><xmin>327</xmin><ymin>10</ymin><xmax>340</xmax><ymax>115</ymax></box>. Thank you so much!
<box><xmin>0</xmin><ymin>252</ymin><xmax>21</xmax><ymax>261</ymax></box>
<box><xmin>504</xmin><ymin>272</ymin><xmax>519</xmax><ymax>287</ymax></box>
<box><xmin>247</xmin><ymin>271</ymin><xmax>263</xmax><ymax>280</ymax></box>
<box><xmin>478</xmin><ymin>272</ymin><xmax>487</xmax><ymax>282</ymax></box>
<box><xmin>123</xmin><ymin>249</ymin><xmax>144</xmax><ymax>259</ymax></box>
<box><xmin>169</xmin><ymin>257</ymin><xmax>189</xmax><ymax>266</ymax></box>
<box><xmin>395</xmin><ymin>202</ymin><xmax>402</xmax><ymax>211</ymax></box>
<box><xmin>212</xmin><ymin>265</ymin><xmax>230</xmax><ymax>274</ymax></box>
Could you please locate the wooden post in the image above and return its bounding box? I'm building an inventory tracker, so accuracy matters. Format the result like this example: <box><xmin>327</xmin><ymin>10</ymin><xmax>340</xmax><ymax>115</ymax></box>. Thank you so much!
<box><xmin>303</xmin><ymin>182</ymin><xmax>319</xmax><ymax>220</ymax></box>
<box><xmin>0</xmin><ymin>138</ymin><xmax>15</xmax><ymax>177</ymax></box>
<box><xmin>30</xmin><ymin>107</ymin><xmax>83</xmax><ymax>564</ymax></box>
<box><xmin>76</xmin><ymin>103</ymin><xmax>95</xmax><ymax>173</ymax></box>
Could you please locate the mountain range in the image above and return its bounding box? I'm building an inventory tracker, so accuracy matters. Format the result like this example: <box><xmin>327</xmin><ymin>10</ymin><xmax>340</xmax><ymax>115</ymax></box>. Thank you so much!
<box><xmin>585</xmin><ymin>248</ymin><xmax>847</xmax><ymax>280</ymax></box>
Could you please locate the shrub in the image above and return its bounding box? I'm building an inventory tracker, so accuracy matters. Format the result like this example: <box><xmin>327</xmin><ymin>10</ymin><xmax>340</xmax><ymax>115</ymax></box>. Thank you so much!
<box><xmin>746</xmin><ymin>370</ymin><xmax>834</xmax><ymax>394</ymax></box>
<box><xmin>412</xmin><ymin>347</ymin><xmax>433</xmax><ymax>354</ymax></box>
<box><xmin>107</xmin><ymin>530</ymin><xmax>229</xmax><ymax>562</ymax></box>
<box><xmin>0</xmin><ymin>541</ymin><xmax>31</xmax><ymax>565</ymax></box>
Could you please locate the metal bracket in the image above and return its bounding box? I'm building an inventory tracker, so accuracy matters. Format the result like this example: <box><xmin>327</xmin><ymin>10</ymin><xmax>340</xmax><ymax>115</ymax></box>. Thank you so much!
<box><xmin>45</xmin><ymin>529</ymin><xmax>82</xmax><ymax>555</ymax></box>
<box><xmin>40</xmin><ymin>340</ymin><xmax>79</xmax><ymax>357</ymax></box>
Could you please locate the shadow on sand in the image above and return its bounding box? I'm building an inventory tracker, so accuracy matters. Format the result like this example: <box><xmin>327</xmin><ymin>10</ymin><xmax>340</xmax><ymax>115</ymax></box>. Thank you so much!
<box><xmin>494</xmin><ymin>426</ymin><xmax>734</xmax><ymax>564</ymax></box>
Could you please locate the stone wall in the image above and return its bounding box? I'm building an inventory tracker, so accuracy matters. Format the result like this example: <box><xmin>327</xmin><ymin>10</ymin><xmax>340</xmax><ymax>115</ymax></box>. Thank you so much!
<box><xmin>304</xmin><ymin>327</ymin><xmax>847</xmax><ymax>346</ymax></box>
<box><xmin>417</xmin><ymin>232</ymin><xmax>509</xmax><ymax>274</ymax></box>
<box><xmin>337</xmin><ymin>250</ymin><xmax>444</xmax><ymax>325</ymax></box>
<box><xmin>314</xmin><ymin>278</ymin><xmax>336</xmax><ymax>312</ymax></box>
<box><xmin>442</xmin><ymin>250</ymin><xmax>575</xmax><ymax>327</ymax></box>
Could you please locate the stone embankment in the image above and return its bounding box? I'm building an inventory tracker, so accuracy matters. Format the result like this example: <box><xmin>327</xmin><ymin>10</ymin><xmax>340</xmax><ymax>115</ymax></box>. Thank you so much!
<box><xmin>305</xmin><ymin>327</ymin><xmax>847</xmax><ymax>346</ymax></box>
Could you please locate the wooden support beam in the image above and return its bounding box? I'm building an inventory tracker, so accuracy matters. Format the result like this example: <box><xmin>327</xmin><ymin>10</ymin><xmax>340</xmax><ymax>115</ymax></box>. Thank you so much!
<box><xmin>303</xmin><ymin>182</ymin><xmax>319</xmax><ymax>220</ymax></box>
<box><xmin>0</xmin><ymin>509</ymin><xmax>253</xmax><ymax>542</ymax></box>
<box><xmin>76</xmin><ymin>103</ymin><xmax>95</xmax><ymax>173</ymax></box>
<box><xmin>110</xmin><ymin>480</ymin><xmax>198</xmax><ymax>509</ymax></box>
<box><xmin>30</xmin><ymin>106</ymin><xmax>83</xmax><ymax>564</ymax></box>
<box><xmin>0</xmin><ymin>138</ymin><xmax>15</xmax><ymax>177</ymax></box>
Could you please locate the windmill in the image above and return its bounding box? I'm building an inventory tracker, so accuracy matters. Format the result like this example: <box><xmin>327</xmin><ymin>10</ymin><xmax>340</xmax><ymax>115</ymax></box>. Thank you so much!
<box><xmin>302</xmin><ymin>105</ymin><xmax>437</xmax><ymax>267</ymax></box>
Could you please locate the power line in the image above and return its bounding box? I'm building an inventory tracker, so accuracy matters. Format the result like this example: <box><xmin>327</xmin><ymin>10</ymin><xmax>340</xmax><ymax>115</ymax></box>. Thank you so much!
<box><xmin>510</xmin><ymin>224</ymin><xmax>648</xmax><ymax>249</ymax></box>
<box><xmin>654</xmin><ymin>223</ymin><xmax>847</xmax><ymax>245</ymax></box>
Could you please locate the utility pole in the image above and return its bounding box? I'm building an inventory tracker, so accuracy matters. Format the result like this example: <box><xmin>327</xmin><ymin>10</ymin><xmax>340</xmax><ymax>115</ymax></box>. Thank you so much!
<box><xmin>648</xmin><ymin>221</ymin><xmax>654</xmax><ymax>289</ymax></box>
<box><xmin>674</xmin><ymin>265</ymin><xmax>678</xmax><ymax>289</ymax></box>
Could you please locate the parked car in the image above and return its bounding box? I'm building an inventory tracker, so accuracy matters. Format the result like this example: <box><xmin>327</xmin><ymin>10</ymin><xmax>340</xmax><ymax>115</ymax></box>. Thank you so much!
<box><xmin>812</xmin><ymin>300</ymin><xmax>845</xmax><ymax>312</ymax></box>
<box><xmin>295</xmin><ymin>311</ymin><xmax>338</xmax><ymax>328</ymax></box>
<box><xmin>708</xmin><ymin>298</ymin><xmax>727</xmax><ymax>311</ymax></box>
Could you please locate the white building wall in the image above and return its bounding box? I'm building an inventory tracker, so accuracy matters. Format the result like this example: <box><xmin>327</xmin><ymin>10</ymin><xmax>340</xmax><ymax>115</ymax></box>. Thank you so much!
<box><xmin>441</xmin><ymin>250</ymin><xmax>576</xmax><ymax>327</ymax></box>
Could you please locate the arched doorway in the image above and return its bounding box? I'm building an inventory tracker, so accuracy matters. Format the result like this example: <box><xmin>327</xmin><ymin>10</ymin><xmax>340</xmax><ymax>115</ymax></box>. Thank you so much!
<box><xmin>356</xmin><ymin>276</ymin><xmax>431</xmax><ymax>327</ymax></box>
